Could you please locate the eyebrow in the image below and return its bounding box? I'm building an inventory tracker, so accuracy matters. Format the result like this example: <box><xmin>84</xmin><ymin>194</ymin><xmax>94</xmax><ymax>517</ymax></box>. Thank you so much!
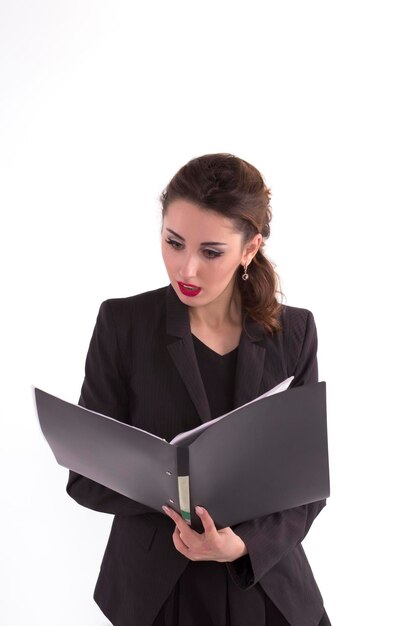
<box><xmin>165</xmin><ymin>228</ymin><xmax>228</xmax><ymax>246</ymax></box>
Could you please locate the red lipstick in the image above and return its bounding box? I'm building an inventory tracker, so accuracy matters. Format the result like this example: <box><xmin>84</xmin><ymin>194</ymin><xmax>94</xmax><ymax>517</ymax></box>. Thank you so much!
<box><xmin>178</xmin><ymin>281</ymin><xmax>202</xmax><ymax>297</ymax></box>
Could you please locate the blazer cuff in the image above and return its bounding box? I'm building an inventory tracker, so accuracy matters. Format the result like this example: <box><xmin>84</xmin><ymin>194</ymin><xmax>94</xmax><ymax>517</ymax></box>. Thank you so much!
<box><xmin>226</xmin><ymin>553</ymin><xmax>255</xmax><ymax>590</ymax></box>
<box><xmin>226</xmin><ymin>521</ymin><xmax>271</xmax><ymax>589</ymax></box>
<box><xmin>226</xmin><ymin>500</ymin><xmax>327</xmax><ymax>590</ymax></box>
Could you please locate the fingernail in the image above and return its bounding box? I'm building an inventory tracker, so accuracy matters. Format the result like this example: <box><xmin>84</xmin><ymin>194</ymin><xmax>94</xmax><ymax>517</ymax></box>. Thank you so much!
<box><xmin>196</xmin><ymin>506</ymin><xmax>204</xmax><ymax>515</ymax></box>
<box><xmin>162</xmin><ymin>505</ymin><xmax>170</xmax><ymax>515</ymax></box>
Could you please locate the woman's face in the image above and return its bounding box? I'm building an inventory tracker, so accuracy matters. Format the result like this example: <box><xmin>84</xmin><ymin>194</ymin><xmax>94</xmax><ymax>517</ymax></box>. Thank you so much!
<box><xmin>161</xmin><ymin>199</ymin><xmax>259</xmax><ymax>310</ymax></box>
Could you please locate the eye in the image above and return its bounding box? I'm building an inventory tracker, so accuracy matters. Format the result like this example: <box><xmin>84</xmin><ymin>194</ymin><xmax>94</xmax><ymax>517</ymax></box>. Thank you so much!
<box><xmin>165</xmin><ymin>238</ymin><xmax>183</xmax><ymax>249</ymax></box>
<box><xmin>204</xmin><ymin>249</ymin><xmax>223</xmax><ymax>260</ymax></box>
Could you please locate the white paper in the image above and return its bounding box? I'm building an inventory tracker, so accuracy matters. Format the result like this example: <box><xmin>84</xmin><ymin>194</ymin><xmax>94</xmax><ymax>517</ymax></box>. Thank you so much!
<box><xmin>169</xmin><ymin>375</ymin><xmax>295</xmax><ymax>445</ymax></box>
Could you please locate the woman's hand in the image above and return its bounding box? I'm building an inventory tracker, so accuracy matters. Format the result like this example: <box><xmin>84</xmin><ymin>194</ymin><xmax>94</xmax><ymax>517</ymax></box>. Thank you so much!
<box><xmin>162</xmin><ymin>504</ymin><xmax>248</xmax><ymax>563</ymax></box>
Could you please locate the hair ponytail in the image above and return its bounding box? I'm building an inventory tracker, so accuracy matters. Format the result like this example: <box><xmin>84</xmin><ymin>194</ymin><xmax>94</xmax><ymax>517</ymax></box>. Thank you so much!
<box><xmin>237</xmin><ymin>247</ymin><xmax>284</xmax><ymax>335</ymax></box>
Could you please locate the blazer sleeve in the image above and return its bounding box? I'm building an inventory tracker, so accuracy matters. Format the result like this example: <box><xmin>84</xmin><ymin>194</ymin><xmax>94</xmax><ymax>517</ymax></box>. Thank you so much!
<box><xmin>226</xmin><ymin>308</ymin><xmax>327</xmax><ymax>589</ymax></box>
<box><xmin>66</xmin><ymin>299</ymin><xmax>157</xmax><ymax>516</ymax></box>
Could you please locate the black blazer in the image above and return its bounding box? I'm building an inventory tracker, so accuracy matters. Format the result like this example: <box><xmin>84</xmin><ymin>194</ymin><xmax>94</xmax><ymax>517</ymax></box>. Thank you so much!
<box><xmin>66</xmin><ymin>284</ymin><xmax>328</xmax><ymax>626</ymax></box>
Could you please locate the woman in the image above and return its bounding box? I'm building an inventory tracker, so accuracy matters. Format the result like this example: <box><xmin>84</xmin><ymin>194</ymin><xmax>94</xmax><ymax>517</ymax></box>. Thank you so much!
<box><xmin>67</xmin><ymin>153</ymin><xmax>331</xmax><ymax>625</ymax></box>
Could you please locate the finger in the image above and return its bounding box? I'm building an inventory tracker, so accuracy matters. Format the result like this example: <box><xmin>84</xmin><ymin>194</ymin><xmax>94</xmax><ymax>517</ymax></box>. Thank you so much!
<box><xmin>172</xmin><ymin>528</ymin><xmax>183</xmax><ymax>554</ymax></box>
<box><xmin>163</xmin><ymin>506</ymin><xmax>190</xmax><ymax>530</ymax></box>
<box><xmin>163</xmin><ymin>506</ymin><xmax>196</xmax><ymax>549</ymax></box>
<box><xmin>173</xmin><ymin>526</ymin><xmax>192</xmax><ymax>557</ymax></box>
<box><xmin>174</xmin><ymin>525</ymin><xmax>190</xmax><ymax>550</ymax></box>
<box><xmin>195</xmin><ymin>506</ymin><xmax>217</xmax><ymax>535</ymax></box>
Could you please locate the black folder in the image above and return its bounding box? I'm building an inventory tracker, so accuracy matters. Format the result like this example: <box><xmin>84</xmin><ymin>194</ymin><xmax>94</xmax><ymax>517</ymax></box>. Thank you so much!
<box><xmin>32</xmin><ymin>380</ymin><xmax>330</xmax><ymax>533</ymax></box>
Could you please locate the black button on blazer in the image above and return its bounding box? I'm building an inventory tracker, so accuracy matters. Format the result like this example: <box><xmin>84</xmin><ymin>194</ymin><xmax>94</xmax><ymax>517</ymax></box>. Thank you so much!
<box><xmin>66</xmin><ymin>283</ymin><xmax>328</xmax><ymax>626</ymax></box>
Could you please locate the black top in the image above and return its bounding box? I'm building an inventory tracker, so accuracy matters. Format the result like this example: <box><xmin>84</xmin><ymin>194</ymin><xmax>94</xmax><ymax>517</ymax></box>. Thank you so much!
<box><xmin>191</xmin><ymin>333</ymin><xmax>239</xmax><ymax>419</ymax></box>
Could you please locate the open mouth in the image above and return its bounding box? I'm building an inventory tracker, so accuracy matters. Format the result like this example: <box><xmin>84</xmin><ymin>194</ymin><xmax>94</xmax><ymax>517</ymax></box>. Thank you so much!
<box><xmin>178</xmin><ymin>282</ymin><xmax>202</xmax><ymax>296</ymax></box>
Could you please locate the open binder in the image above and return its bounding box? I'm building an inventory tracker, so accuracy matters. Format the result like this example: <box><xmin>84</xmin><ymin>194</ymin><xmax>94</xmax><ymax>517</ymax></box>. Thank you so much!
<box><xmin>32</xmin><ymin>378</ymin><xmax>330</xmax><ymax>533</ymax></box>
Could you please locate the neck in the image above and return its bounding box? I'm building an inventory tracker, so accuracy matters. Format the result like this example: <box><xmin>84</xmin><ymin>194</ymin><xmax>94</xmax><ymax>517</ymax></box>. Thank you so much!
<box><xmin>188</xmin><ymin>283</ymin><xmax>242</xmax><ymax>330</ymax></box>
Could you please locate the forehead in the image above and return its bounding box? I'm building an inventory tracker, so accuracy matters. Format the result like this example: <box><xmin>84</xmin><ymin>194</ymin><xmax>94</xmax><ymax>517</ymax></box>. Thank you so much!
<box><xmin>163</xmin><ymin>199</ymin><xmax>239</xmax><ymax>238</ymax></box>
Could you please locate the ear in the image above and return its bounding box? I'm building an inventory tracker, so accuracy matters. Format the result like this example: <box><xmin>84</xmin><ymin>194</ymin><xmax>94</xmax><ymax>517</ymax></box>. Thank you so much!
<box><xmin>241</xmin><ymin>233</ymin><xmax>263</xmax><ymax>265</ymax></box>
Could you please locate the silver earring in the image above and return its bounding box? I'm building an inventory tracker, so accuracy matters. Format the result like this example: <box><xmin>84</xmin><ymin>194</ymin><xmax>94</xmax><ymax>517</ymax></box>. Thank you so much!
<box><xmin>242</xmin><ymin>262</ymin><xmax>249</xmax><ymax>281</ymax></box>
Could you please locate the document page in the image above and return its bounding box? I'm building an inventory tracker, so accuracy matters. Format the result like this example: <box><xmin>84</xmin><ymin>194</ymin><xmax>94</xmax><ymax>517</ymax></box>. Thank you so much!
<box><xmin>169</xmin><ymin>375</ymin><xmax>295</xmax><ymax>445</ymax></box>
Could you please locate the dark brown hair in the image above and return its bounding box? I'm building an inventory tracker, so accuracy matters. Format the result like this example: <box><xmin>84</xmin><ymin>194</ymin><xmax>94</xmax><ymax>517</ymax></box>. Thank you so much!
<box><xmin>159</xmin><ymin>153</ymin><xmax>285</xmax><ymax>335</ymax></box>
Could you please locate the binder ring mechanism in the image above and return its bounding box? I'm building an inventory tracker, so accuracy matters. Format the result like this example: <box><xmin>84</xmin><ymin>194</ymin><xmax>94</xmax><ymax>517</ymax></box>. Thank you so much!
<box><xmin>165</xmin><ymin>471</ymin><xmax>175</xmax><ymax>504</ymax></box>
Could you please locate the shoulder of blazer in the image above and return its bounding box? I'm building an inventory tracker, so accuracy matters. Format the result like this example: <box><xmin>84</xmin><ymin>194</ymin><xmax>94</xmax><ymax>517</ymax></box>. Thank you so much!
<box><xmin>95</xmin><ymin>286</ymin><xmax>169</xmax><ymax>368</ymax></box>
<box><xmin>280</xmin><ymin>303</ymin><xmax>314</xmax><ymax>336</ymax></box>
<box><xmin>100</xmin><ymin>285</ymin><xmax>169</xmax><ymax>327</ymax></box>
<box><xmin>279</xmin><ymin>303</ymin><xmax>318</xmax><ymax>381</ymax></box>
<box><xmin>102</xmin><ymin>284</ymin><xmax>168</xmax><ymax>310</ymax></box>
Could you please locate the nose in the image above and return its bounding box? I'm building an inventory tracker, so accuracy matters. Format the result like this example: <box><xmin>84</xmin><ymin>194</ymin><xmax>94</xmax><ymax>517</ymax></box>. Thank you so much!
<box><xmin>179</xmin><ymin>251</ymin><xmax>200</xmax><ymax>282</ymax></box>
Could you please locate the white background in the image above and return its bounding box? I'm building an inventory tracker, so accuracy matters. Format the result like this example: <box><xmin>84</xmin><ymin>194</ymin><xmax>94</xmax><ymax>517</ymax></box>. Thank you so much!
<box><xmin>1</xmin><ymin>1</ymin><xmax>416</xmax><ymax>624</ymax></box>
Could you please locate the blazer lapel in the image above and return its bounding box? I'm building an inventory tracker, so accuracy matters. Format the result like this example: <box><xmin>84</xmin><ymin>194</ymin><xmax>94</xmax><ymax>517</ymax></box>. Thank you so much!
<box><xmin>166</xmin><ymin>285</ymin><xmax>212</xmax><ymax>423</ymax></box>
<box><xmin>233</xmin><ymin>317</ymin><xmax>266</xmax><ymax>409</ymax></box>
<box><xmin>165</xmin><ymin>284</ymin><xmax>267</xmax><ymax>424</ymax></box>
